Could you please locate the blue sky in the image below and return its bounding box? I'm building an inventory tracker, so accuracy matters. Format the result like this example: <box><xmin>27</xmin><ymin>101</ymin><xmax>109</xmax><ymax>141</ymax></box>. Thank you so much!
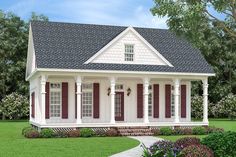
<box><xmin>0</xmin><ymin>0</ymin><xmax>168</xmax><ymax>28</ymax></box>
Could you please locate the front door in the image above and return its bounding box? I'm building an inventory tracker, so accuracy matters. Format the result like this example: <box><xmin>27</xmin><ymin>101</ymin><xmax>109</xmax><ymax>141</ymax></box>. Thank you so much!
<box><xmin>115</xmin><ymin>92</ymin><xmax>124</xmax><ymax>121</ymax></box>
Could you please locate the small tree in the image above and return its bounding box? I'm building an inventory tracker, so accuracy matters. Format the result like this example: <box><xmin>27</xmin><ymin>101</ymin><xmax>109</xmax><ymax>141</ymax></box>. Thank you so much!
<box><xmin>0</xmin><ymin>92</ymin><xmax>29</xmax><ymax>119</ymax></box>
<box><xmin>215</xmin><ymin>94</ymin><xmax>236</xmax><ymax>120</ymax></box>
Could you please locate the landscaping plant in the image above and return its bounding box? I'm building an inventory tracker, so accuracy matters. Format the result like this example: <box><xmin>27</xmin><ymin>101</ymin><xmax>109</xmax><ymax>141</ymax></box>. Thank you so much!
<box><xmin>180</xmin><ymin>144</ymin><xmax>214</xmax><ymax>157</ymax></box>
<box><xmin>67</xmin><ymin>130</ymin><xmax>80</xmax><ymax>137</ymax></box>
<box><xmin>160</xmin><ymin>127</ymin><xmax>172</xmax><ymax>136</ymax></box>
<box><xmin>192</xmin><ymin>126</ymin><xmax>206</xmax><ymax>135</ymax></box>
<box><xmin>105</xmin><ymin>128</ymin><xmax>118</xmax><ymax>137</ymax></box>
<box><xmin>174</xmin><ymin>137</ymin><xmax>201</xmax><ymax>151</ymax></box>
<box><xmin>40</xmin><ymin>128</ymin><xmax>55</xmax><ymax>138</ymax></box>
<box><xmin>201</xmin><ymin>131</ymin><xmax>236</xmax><ymax>157</ymax></box>
<box><xmin>80</xmin><ymin>128</ymin><xmax>95</xmax><ymax>137</ymax></box>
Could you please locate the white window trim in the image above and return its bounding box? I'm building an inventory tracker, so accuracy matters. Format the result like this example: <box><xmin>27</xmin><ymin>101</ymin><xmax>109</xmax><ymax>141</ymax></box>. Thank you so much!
<box><xmin>82</xmin><ymin>83</ymin><xmax>93</xmax><ymax>118</ymax></box>
<box><xmin>49</xmin><ymin>82</ymin><xmax>62</xmax><ymax>119</ymax></box>
<box><xmin>124</xmin><ymin>44</ymin><xmax>135</xmax><ymax>62</ymax></box>
<box><xmin>115</xmin><ymin>84</ymin><xmax>124</xmax><ymax>92</ymax></box>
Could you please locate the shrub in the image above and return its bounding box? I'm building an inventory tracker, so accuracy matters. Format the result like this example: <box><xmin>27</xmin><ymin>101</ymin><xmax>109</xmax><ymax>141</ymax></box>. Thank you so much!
<box><xmin>22</xmin><ymin>126</ymin><xmax>34</xmax><ymax>136</ymax></box>
<box><xmin>94</xmin><ymin>129</ymin><xmax>106</xmax><ymax>137</ymax></box>
<box><xmin>25</xmin><ymin>130</ymin><xmax>40</xmax><ymax>138</ymax></box>
<box><xmin>175</xmin><ymin>137</ymin><xmax>201</xmax><ymax>150</ymax></box>
<box><xmin>147</xmin><ymin>140</ymin><xmax>179</xmax><ymax>156</ymax></box>
<box><xmin>80</xmin><ymin>128</ymin><xmax>95</xmax><ymax>137</ymax></box>
<box><xmin>160</xmin><ymin>127</ymin><xmax>172</xmax><ymax>136</ymax></box>
<box><xmin>0</xmin><ymin>93</ymin><xmax>29</xmax><ymax>119</ymax></box>
<box><xmin>217</xmin><ymin>94</ymin><xmax>236</xmax><ymax>120</ymax></box>
<box><xmin>67</xmin><ymin>130</ymin><xmax>80</xmax><ymax>137</ymax></box>
<box><xmin>54</xmin><ymin>131</ymin><xmax>68</xmax><ymax>138</ymax></box>
<box><xmin>201</xmin><ymin>131</ymin><xmax>236</xmax><ymax>157</ymax></box>
<box><xmin>105</xmin><ymin>128</ymin><xmax>118</xmax><ymax>137</ymax></box>
<box><xmin>192</xmin><ymin>126</ymin><xmax>206</xmax><ymax>135</ymax></box>
<box><xmin>181</xmin><ymin>128</ymin><xmax>193</xmax><ymax>135</ymax></box>
<box><xmin>205</xmin><ymin>126</ymin><xmax>224</xmax><ymax>134</ymax></box>
<box><xmin>191</xmin><ymin>95</ymin><xmax>203</xmax><ymax>119</ymax></box>
<box><xmin>181</xmin><ymin>144</ymin><xmax>214</xmax><ymax>157</ymax></box>
<box><xmin>40</xmin><ymin>128</ymin><xmax>55</xmax><ymax>138</ymax></box>
<box><xmin>151</xmin><ymin>128</ymin><xmax>160</xmax><ymax>136</ymax></box>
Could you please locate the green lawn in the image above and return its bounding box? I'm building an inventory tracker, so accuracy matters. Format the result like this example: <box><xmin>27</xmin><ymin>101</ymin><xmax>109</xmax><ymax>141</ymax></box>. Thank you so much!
<box><xmin>160</xmin><ymin>119</ymin><xmax>236</xmax><ymax>141</ymax></box>
<box><xmin>0</xmin><ymin>121</ymin><xmax>139</xmax><ymax>157</ymax></box>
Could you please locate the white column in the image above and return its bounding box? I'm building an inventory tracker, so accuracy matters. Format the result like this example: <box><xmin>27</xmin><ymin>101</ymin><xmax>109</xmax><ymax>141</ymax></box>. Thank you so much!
<box><xmin>173</xmin><ymin>78</ymin><xmax>180</xmax><ymax>123</ymax></box>
<box><xmin>143</xmin><ymin>77</ymin><xmax>149</xmax><ymax>123</ymax></box>
<box><xmin>110</xmin><ymin>77</ymin><xmax>116</xmax><ymax>124</ymax></box>
<box><xmin>76</xmin><ymin>76</ymin><xmax>82</xmax><ymax>124</ymax></box>
<box><xmin>202</xmin><ymin>78</ymin><xmax>209</xmax><ymax>123</ymax></box>
<box><xmin>41</xmin><ymin>75</ymin><xmax>47</xmax><ymax>124</ymax></box>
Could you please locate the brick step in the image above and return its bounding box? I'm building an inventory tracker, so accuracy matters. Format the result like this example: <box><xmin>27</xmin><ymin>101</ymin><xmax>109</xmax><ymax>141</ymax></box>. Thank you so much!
<box><xmin>119</xmin><ymin>132</ymin><xmax>154</xmax><ymax>136</ymax></box>
<box><xmin>117</xmin><ymin>126</ymin><xmax>149</xmax><ymax>129</ymax></box>
<box><xmin>118</xmin><ymin>129</ymin><xmax>151</xmax><ymax>133</ymax></box>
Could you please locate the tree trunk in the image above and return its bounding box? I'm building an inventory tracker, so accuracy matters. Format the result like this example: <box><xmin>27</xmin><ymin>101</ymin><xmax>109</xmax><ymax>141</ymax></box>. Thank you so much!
<box><xmin>2</xmin><ymin>114</ymin><xmax>5</xmax><ymax>120</ymax></box>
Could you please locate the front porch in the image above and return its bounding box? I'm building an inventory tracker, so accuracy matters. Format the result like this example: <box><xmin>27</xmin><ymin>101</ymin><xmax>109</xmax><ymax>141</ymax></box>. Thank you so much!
<box><xmin>29</xmin><ymin>71</ymin><xmax>209</xmax><ymax>128</ymax></box>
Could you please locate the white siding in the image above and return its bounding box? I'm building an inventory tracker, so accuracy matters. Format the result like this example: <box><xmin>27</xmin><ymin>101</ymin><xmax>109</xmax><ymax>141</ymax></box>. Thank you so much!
<box><xmin>91</xmin><ymin>30</ymin><xmax>168</xmax><ymax>65</ymax></box>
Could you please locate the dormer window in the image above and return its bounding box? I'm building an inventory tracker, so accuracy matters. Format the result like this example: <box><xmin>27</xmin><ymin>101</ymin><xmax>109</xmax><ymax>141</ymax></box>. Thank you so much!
<box><xmin>124</xmin><ymin>44</ymin><xmax>134</xmax><ymax>61</ymax></box>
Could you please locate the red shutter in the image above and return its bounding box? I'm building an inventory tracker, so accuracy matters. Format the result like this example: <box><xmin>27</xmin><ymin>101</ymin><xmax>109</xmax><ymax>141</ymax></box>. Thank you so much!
<box><xmin>181</xmin><ymin>85</ymin><xmax>187</xmax><ymax>118</ymax></box>
<box><xmin>62</xmin><ymin>82</ymin><xmax>68</xmax><ymax>119</ymax></box>
<box><xmin>137</xmin><ymin>84</ymin><xmax>143</xmax><ymax>118</ymax></box>
<box><xmin>75</xmin><ymin>83</ymin><xmax>77</xmax><ymax>119</ymax></box>
<box><xmin>93</xmin><ymin>83</ymin><xmax>100</xmax><ymax>118</ymax></box>
<box><xmin>45</xmin><ymin>82</ymin><xmax>50</xmax><ymax>119</ymax></box>
<box><xmin>165</xmin><ymin>84</ymin><xmax>171</xmax><ymax>118</ymax></box>
<box><xmin>31</xmin><ymin>92</ymin><xmax>35</xmax><ymax>118</ymax></box>
<box><xmin>153</xmin><ymin>84</ymin><xmax>159</xmax><ymax>118</ymax></box>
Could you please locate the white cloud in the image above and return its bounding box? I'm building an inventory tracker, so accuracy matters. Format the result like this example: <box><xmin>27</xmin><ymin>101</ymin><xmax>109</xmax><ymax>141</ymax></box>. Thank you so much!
<box><xmin>4</xmin><ymin>0</ymin><xmax>168</xmax><ymax>29</ymax></box>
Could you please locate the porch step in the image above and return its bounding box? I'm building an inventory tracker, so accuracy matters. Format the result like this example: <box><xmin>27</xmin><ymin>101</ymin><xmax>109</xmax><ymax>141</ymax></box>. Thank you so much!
<box><xmin>116</xmin><ymin>127</ymin><xmax>154</xmax><ymax>136</ymax></box>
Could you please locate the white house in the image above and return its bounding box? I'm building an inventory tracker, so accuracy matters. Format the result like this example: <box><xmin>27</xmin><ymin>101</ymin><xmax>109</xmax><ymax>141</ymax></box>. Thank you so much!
<box><xmin>26</xmin><ymin>21</ymin><xmax>214</xmax><ymax>132</ymax></box>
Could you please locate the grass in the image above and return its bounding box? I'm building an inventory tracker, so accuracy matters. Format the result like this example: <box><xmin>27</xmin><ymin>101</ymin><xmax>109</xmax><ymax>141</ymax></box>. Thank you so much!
<box><xmin>0</xmin><ymin>121</ymin><xmax>139</xmax><ymax>157</ymax></box>
<box><xmin>160</xmin><ymin>119</ymin><xmax>236</xmax><ymax>142</ymax></box>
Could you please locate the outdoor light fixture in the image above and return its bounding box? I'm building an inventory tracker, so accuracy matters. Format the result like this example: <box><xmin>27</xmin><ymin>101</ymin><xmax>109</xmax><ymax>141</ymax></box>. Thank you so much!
<box><xmin>107</xmin><ymin>87</ymin><xmax>111</xmax><ymax>96</ymax></box>
<box><xmin>127</xmin><ymin>88</ymin><xmax>131</xmax><ymax>96</ymax></box>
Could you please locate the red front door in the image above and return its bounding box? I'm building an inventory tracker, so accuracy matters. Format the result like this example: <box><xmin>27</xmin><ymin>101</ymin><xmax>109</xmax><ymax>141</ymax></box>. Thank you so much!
<box><xmin>115</xmin><ymin>92</ymin><xmax>124</xmax><ymax>121</ymax></box>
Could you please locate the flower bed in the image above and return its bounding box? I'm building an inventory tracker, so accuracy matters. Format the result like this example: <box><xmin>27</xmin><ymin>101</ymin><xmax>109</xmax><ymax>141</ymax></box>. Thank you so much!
<box><xmin>22</xmin><ymin>127</ymin><xmax>118</xmax><ymax>138</ymax></box>
<box><xmin>152</xmin><ymin>126</ymin><xmax>224</xmax><ymax>136</ymax></box>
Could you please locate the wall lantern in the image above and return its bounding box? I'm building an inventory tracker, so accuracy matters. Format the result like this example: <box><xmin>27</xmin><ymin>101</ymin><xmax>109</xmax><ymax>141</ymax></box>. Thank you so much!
<box><xmin>107</xmin><ymin>87</ymin><xmax>111</xmax><ymax>96</ymax></box>
<box><xmin>127</xmin><ymin>88</ymin><xmax>131</xmax><ymax>96</ymax></box>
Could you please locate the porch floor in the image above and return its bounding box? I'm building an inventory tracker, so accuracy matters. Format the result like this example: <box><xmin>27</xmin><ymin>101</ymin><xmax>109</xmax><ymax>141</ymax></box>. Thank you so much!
<box><xmin>30</xmin><ymin>121</ymin><xmax>208</xmax><ymax>128</ymax></box>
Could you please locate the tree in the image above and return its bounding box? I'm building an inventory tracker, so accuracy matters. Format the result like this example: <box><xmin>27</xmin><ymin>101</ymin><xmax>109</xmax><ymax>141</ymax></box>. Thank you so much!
<box><xmin>0</xmin><ymin>11</ymin><xmax>48</xmax><ymax>119</ymax></box>
<box><xmin>151</xmin><ymin>0</ymin><xmax>236</xmax><ymax>103</ymax></box>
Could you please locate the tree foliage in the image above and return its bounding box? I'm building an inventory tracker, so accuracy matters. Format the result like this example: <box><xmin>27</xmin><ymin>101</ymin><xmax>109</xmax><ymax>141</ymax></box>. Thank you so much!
<box><xmin>0</xmin><ymin>10</ymin><xmax>48</xmax><ymax>119</ymax></box>
<box><xmin>0</xmin><ymin>92</ymin><xmax>29</xmax><ymax>119</ymax></box>
<box><xmin>151</xmin><ymin>0</ymin><xmax>236</xmax><ymax>103</ymax></box>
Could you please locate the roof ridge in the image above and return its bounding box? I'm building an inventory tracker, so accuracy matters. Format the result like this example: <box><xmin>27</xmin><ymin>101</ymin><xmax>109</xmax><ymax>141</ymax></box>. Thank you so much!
<box><xmin>30</xmin><ymin>20</ymin><xmax>169</xmax><ymax>31</ymax></box>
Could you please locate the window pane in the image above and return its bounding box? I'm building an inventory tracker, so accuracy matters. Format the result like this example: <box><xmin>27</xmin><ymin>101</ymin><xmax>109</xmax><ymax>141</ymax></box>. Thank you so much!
<box><xmin>82</xmin><ymin>89</ymin><xmax>92</xmax><ymax>117</ymax></box>
<box><xmin>124</xmin><ymin>44</ymin><xmax>134</xmax><ymax>61</ymax></box>
<box><xmin>50</xmin><ymin>83</ymin><xmax>61</xmax><ymax>118</ymax></box>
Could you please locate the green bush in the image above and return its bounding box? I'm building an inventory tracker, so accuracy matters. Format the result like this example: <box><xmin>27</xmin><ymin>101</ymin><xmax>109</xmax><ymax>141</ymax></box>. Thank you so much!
<box><xmin>40</xmin><ymin>128</ymin><xmax>55</xmax><ymax>138</ymax></box>
<box><xmin>22</xmin><ymin>126</ymin><xmax>34</xmax><ymax>136</ymax></box>
<box><xmin>0</xmin><ymin>92</ymin><xmax>29</xmax><ymax>119</ymax></box>
<box><xmin>192</xmin><ymin>126</ymin><xmax>206</xmax><ymax>135</ymax></box>
<box><xmin>80</xmin><ymin>128</ymin><xmax>95</xmax><ymax>137</ymax></box>
<box><xmin>201</xmin><ymin>131</ymin><xmax>236</xmax><ymax>157</ymax></box>
<box><xmin>151</xmin><ymin>128</ymin><xmax>160</xmax><ymax>136</ymax></box>
<box><xmin>160</xmin><ymin>127</ymin><xmax>172</xmax><ymax>136</ymax></box>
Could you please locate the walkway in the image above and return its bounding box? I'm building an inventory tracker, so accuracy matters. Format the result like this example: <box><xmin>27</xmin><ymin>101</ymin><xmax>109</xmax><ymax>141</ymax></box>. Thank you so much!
<box><xmin>110</xmin><ymin>136</ymin><xmax>163</xmax><ymax>157</ymax></box>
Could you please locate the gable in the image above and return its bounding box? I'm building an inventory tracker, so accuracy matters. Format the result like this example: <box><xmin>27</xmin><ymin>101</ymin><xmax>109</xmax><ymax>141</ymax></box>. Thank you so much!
<box><xmin>86</xmin><ymin>27</ymin><xmax>173</xmax><ymax>66</ymax></box>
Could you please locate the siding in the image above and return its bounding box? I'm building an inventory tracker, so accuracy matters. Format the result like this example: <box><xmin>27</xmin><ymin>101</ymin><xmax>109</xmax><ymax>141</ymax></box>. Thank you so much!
<box><xmin>91</xmin><ymin>30</ymin><xmax>167</xmax><ymax>65</ymax></box>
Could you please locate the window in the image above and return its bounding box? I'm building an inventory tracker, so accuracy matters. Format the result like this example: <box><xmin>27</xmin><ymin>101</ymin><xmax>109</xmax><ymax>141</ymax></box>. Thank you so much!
<box><xmin>115</xmin><ymin>84</ymin><xmax>123</xmax><ymax>90</ymax></box>
<box><xmin>148</xmin><ymin>85</ymin><xmax>153</xmax><ymax>117</ymax></box>
<box><xmin>124</xmin><ymin>44</ymin><xmax>134</xmax><ymax>61</ymax></box>
<box><xmin>82</xmin><ymin>83</ymin><xmax>93</xmax><ymax>117</ymax></box>
<box><xmin>50</xmin><ymin>83</ymin><xmax>61</xmax><ymax>118</ymax></box>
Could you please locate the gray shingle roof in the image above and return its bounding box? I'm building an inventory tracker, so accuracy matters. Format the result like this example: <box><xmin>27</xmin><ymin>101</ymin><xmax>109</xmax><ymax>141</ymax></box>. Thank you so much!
<box><xmin>31</xmin><ymin>21</ymin><xmax>214</xmax><ymax>74</ymax></box>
